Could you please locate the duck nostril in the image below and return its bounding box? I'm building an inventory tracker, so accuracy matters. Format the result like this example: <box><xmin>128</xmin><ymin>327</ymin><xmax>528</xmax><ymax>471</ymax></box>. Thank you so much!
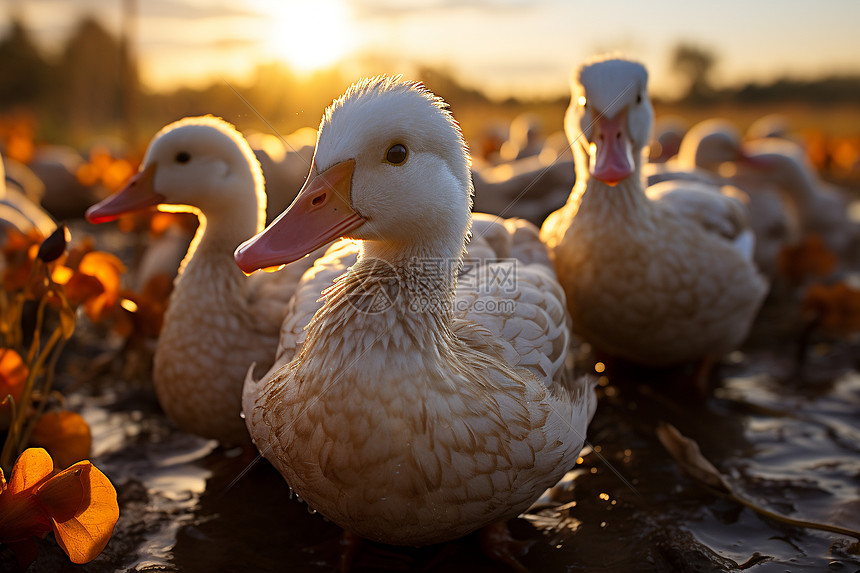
<box><xmin>616</xmin><ymin>132</ymin><xmax>622</xmax><ymax>140</ymax></box>
<box><xmin>312</xmin><ymin>193</ymin><xmax>326</xmax><ymax>207</ymax></box>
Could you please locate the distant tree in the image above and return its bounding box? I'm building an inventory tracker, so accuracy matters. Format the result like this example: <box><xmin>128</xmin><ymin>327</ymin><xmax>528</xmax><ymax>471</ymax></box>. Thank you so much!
<box><xmin>671</xmin><ymin>43</ymin><xmax>717</xmax><ymax>103</ymax></box>
<box><xmin>0</xmin><ymin>18</ymin><xmax>53</xmax><ymax>108</ymax></box>
<box><xmin>734</xmin><ymin>75</ymin><xmax>860</xmax><ymax>104</ymax></box>
<box><xmin>55</xmin><ymin>16</ymin><xmax>139</xmax><ymax>135</ymax></box>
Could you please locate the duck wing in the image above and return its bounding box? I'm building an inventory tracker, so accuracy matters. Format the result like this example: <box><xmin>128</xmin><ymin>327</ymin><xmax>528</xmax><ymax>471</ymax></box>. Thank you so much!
<box><xmin>647</xmin><ymin>180</ymin><xmax>756</xmax><ymax>261</ymax></box>
<box><xmin>458</xmin><ymin>215</ymin><xmax>570</xmax><ymax>388</ymax></box>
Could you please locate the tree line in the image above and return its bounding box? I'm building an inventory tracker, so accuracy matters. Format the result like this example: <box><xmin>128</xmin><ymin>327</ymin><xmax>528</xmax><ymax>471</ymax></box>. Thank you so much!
<box><xmin>0</xmin><ymin>17</ymin><xmax>857</xmax><ymax>149</ymax></box>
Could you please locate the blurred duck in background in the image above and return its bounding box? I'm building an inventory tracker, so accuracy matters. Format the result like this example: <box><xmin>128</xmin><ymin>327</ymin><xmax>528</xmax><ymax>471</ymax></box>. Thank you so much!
<box><xmin>541</xmin><ymin>56</ymin><xmax>767</xmax><ymax>386</ymax></box>
<box><xmin>645</xmin><ymin>119</ymin><xmax>792</xmax><ymax>279</ymax></box>
<box><xmin>653</xmin><ymin>118</ymin><xmax>860</xmax><ymax>275</ymax></box>
<box><xmin>498</xmin><ymin>112</ymin><xmax>545</xmax><ymax>162</ymax></box>
<box><xmin>86</xmin><ymin>116</ymin><xmax>319</xmax><ymax>444</ymax></box>
<box><xmin>739</xmin><ymin>136</ymin><xmax>860</xmax><ymax>264</ymax></box>
<box><xmin>648</xmin><ymin>114</ymin><xmax>688</xmax><ymax>163</ymax></box>
<box><xmin>1</xmin><ymin>153</ymin><xmax>56</xmax><ymax>240</ymax></box>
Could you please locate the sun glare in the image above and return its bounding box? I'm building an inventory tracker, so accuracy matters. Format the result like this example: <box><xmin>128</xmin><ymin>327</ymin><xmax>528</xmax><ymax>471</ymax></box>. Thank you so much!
<box><xmin>256</xmin><ymin>0</ymin><xmax>353</xmax><ymax>73</ymax></box>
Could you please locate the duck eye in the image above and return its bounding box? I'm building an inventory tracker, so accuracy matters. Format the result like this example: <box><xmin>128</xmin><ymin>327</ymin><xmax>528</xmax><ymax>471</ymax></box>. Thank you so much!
<box><xmin>175</xmin><ymin>151</ymin><xmax>191</xmax><ymax>164</ymax></box>
<box><xmin>385</xmin><ymin>143</ymin><xmax>408</xmax><ymax>165</ymax></box>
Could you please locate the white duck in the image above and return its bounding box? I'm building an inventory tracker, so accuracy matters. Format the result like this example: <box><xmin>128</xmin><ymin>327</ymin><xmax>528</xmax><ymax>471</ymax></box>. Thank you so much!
<box><xmin>86</xmin><ymin>115</ymin><xmax>316</xmax><ymax>444</ymax></box>
<box><xmin>739</xmin><ymin>137</ymin><xmax>860</xmax><ymax>261</ymax></box>
<box><xmin>644</xmin><ymin>118</ymin><xmax>745</xmax><ymax>186</ymax></box>
<box><xmin>540</xmin><ymin>56</ymin><xmax>767</xmax><ymax>370</ymax></box>
<box><xmin>235</xmin><ymin>77</ymin><xmax>596</xmax><ymax>554</ymax></box>
<box><xmin>1</xmin><ymin>153</ymin><xmax>56</xmax><ymax>240</ymax></box>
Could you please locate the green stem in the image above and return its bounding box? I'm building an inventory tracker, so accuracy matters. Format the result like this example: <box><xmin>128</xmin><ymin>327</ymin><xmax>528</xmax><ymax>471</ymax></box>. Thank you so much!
<box><xmin>2</xmin><ymin>292</ymin><xmax>25</xmax><ymax>350</ymax></box>
<box><xmin>20</xmin><ymin>332</ymin><xmax>69</xmax><ymax>452</ymax></box>
<box><xmin>0</xmin><ymin>327</ymin><xmax>63</xmax><ymax>470</ymax></box>
<box><xmin>26</xmin><ymin>295</ymin><xmax>50</xmax><ymax>365</ymax></box>
<box><xmin>8</xmin><ymin>256</ymin><xmax>43</xmax><ymax>350</ymax></box>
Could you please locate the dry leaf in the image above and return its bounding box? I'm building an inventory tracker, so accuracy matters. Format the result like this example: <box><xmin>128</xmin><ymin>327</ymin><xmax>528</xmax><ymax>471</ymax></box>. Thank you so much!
<box><xmin>657</xmin><ymin>423</ymin><xmax>860</xmax><ymax>540</ymax></box>
<box><xmin>656</xmin><ymin>422</ymin><xmax>732</xmax><ymax>495</ymax></box>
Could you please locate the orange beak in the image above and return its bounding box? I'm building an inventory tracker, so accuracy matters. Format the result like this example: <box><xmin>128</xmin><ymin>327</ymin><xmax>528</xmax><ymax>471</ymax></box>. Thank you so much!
<box><xmin>234</xmin><ymin>159</ymin><xmax>363</xmax><ymax>273</ymax></box>
<box><xmin>85</xmin><ymin>163</ymin><xmax>162</xmax><ymax>223</ymax></box>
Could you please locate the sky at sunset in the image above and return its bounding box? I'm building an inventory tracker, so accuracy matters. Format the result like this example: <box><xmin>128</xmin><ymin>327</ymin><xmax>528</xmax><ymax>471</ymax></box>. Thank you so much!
<box><xmin>6</xmin><ymin>0</ymin><xmax>860</xmax><ymax>99</ymax></box>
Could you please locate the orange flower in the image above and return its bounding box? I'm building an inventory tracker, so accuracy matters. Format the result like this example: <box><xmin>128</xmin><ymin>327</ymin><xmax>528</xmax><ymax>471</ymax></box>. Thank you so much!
<box><xmin>76</xmin><ymin>145</ymin><xmax>137</xmax><ymax>192</ymax></box>
<box><xmin>777</xmin><ymin>234</ymin><xmax>837</xmax><ymax>283</ymax></box>
<box><xmin>1</xmin><ymin>227</ymin><xmax>43</xmax><ymax>293</ymax></box>
<box><xmin>801</xmin><ymin>281</ymin><xmax>860</xmax><ymax>337</ymax></box>
<box><xmin>76</xmin><ymin>252</ymin><xmax>125</xmax><ymax>322</ymax></box>
<box><xmin>0</xmin><ymin>349</ymin><xmax>28</xmax><ymax>429</ymax></box>
<box><xmin>29</xmin><ymin>412</ymin><xmax>92</xmax><ymax>471</ymax></box>
<box><xmin>51</xmin><ymin>251</ymin><xmax>126</xmax><ymax>323</ymax></box>
<box><xmin>0</xmin><ymin>448</ymin><xmax>119</xmax><ymax>568</ymax></box>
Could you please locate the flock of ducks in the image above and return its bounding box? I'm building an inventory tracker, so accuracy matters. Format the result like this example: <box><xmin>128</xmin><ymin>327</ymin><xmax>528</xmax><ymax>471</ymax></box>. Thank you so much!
<box><xmin>10</xmin><ymin>52</ymin><xmax>849</xmax><ymax>566</ymax></box>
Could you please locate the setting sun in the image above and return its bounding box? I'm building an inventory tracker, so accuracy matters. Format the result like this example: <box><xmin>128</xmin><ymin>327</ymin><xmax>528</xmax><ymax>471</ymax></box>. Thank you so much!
<box><xmin>254</xmin><ymin>0</ymin><xmax>353</xmax><ymax>73</ymax></box>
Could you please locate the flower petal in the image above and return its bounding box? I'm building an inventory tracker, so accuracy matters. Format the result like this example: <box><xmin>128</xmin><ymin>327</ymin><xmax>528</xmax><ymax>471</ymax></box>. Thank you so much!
<box><xmin>8</xmin><ymin>448</ymin><xmax>54</xmax><ymax>495</ymax></box>
<box><xmin>77</xmin><ymin>251</ymin><xmax>126</xmax><ymax>322</ymax></box>
<box><xmin>42</xmin><ymin>461</ymin><xmax>119</xmax><ymax>564</ymax></box>
<box><xmin>34</xmin><ymin>463</ymin><xmax>85</xmax><ymax>523</ymax></box>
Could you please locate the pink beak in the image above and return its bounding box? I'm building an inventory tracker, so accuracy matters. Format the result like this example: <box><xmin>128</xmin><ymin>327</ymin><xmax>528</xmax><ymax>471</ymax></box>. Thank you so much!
<box><xmin>85</xmin><ymin>163</ymin><xmax>163</xmax><ymax>223</ymax></box>
<box><xmin>590</xmin><ymin>110</ymin><xmax>635</xmax><ymax>185</ymax></box>
<box><xmin>234</xmin><ymin>159</ymin><xmax>364</xmax><ymax>273</ymax></box>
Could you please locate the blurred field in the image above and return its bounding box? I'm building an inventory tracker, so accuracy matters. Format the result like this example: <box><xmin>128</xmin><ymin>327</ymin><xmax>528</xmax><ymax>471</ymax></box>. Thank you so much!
<box><xmin>3</xmin><ymin>11</ymin><xmax>860</xmax><ymax>573</ymax></box>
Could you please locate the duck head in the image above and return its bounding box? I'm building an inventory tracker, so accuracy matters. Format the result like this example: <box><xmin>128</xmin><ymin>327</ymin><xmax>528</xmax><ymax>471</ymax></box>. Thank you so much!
<box><xmin>86</xmin><ymin>115</ymin><xmax>266</xmax><ymax>231</ymax></box>
<box><xmin>235</xmin><ymin>76</ymin><xmax>472</xmax><ymax>273</ymax></box>
<box><xmin>676</xmin><ymin>119</ymin><xmax>744</xmax><ymax>172</ymax></box>
<box><xmin>565</xmin><ymin>56</ymin><xmax>652</xmax><ymax>186</ymax></box>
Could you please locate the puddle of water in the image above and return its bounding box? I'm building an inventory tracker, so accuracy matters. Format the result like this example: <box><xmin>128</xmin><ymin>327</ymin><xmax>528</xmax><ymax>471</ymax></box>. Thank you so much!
<box><xmin>6</xmin><ymin>304</ymin><xmax>860</xmax><ymax>573</ymax></box>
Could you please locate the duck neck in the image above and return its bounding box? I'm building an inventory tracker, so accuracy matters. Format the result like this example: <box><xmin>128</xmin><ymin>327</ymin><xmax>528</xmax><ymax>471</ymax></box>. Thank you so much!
<box><xmin>361</xmin><ymin>238</ymin><xmax>463</xmax><ymax>292</ymax></box>
<box><xmin>357</xmin><ymin>210</ymin><xmax>470</xmax><ymax>295</ymax></box>
<box><xmin>296</xmin><ymin>225</ymin><xmax>469</xmax><ymax>381</ymax></box>
<box><xmin>297</xmin><ymin>250</ymin><xmax>459</xmax><ymax>385</ymax></box>
<box><xmin>369</xmin><ymin>241</ymin><xmax>467</xmax><ymax>319</ymax></box>
<box><xmin>570</xmin><ymin>155</ymin><xmax>651</xmax><ymax>224</ymax></box>
<box><xmin>178</xmin><ymin>204</ymin><xmax>261</xmax><ymax>282</ymax></box>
